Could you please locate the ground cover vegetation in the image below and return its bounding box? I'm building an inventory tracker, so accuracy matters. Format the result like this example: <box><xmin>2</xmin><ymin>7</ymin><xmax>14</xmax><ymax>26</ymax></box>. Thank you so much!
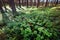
<box><xmin>0</xmin><ymin>6</ymin><xmax>60</xmax><ymax>40</ymax></box>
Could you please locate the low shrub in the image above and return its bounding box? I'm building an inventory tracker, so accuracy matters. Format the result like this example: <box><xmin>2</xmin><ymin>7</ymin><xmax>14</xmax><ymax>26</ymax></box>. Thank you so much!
<box><xmin>1</xmin><ymin>7</ymin><xmax>60</xmax><ymax>40</ymax></box>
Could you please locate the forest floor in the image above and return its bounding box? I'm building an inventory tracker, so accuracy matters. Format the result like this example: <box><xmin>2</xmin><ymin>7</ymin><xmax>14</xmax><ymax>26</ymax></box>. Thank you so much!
<box><xmin>0</xmin><ymin>5</ymin><xmax>60</xmax><ymax>40</ymax></box>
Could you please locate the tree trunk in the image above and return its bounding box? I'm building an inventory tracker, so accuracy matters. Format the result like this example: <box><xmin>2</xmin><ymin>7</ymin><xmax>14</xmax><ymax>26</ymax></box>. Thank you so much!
<box><xmin>8</xmin><ymin>0</ymin><xmax>18</xmax><ymax>17</ymax></box>
<box><xmin>19</xmin><ymin>0</ymin><xmax>21</xmax><ymax>8</ymax></box>
<box><xmin>22</xmin><ymin>0</ymin><xmax>23</xmax><ymax>6</ymax></box>
<box><xmin>42</xmin><ymin>0</ymin><xmax>44</xmax><ymax>6</ymax></box>
<box><xmin>34</xmin><ymin>0</ymin><xmax>36</xmax><ymax>6</ymax></box>
<box><xmin>26</xmin><ymin>0</ymin><xmax>28</xmax><ymax>7</ymax></box>
<box><xmin>2</xmin><ymin>0</ymin><xmax>7</xmax><ymax>12</ymax></box>
<box><xmin>37</xmin><ymin>0</ymin><xmax>40</xmax><ymax>7</ymax></box>
<box><xmin>0</xmin><ymin>0</ymin><xmax>9</xmax><ymax>24</ymax></box>
<box><xmin>55</xmin><ymin>0</ymin><xmax>58</xmax><ymax>6</ymax></box>
<box><xmin>30</xmin><ymin>0</ymin><xmax>33</xmax><ymax>6</ymax></box>
<box><xmin>0</xmin><ymin>0</ymin><xmax>4</xmax><ymax>13</ymax></box>
<box><xmin>45</xmin><ymin>0</ymin><xmax>48</xmax><ymax>6</ymax></box>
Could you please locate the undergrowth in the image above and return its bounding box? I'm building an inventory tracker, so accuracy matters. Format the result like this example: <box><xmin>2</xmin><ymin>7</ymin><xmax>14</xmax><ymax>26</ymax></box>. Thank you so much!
<box><xmin>0</xmin><ymin>7</ymin><xmax>60</xmax><ymax>40</ymax></box>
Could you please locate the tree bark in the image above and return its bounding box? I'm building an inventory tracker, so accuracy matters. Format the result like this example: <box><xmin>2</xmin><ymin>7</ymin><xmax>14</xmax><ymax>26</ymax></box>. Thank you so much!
<box><xmin>22</xmin><ymin>0</ymin><xmax>23</xmax><ymax>6</ymax></box>
<box><xmin>2</xmin><ymin>0</ymin><xmax>7</xmax><ymax>12</ymax></box>
<box><xmin>45</xmin><ymin>0</ymin><xmax>48</xmax><ymax>7</ymax></box>
<box><xmin>37</xmin><ymin>0</ymin><xmax>40</xmax><ymax>7</ymax></box>
<box><xmin>34</xmin><ymin>0</ymin><xmax>36</xmax><ymax>6</ymax></box>
<box><xmin>8</xmin><ymin>0</ymin><xmax>18</xmax><ymax>17</ymax></box>
<box><xmin>26</xmin><ymin>0</ymin><xmax>28</xmax><ymax>7</ymax></box>
<box><xmin>0</xmin><ymin>0</ymin><xmax>4</xmax><ymax>13</ymax></box>
<box><xmin>0</xmin><ymin>0</ymin><xmax>9</xmax><ymax>24</ymax></box>
<box><xmin>55</xmin><ymin>0</ymin><xmax>58</xmax><ymax>6</ymax></box>
<box><xmin>30</xmin><ymin>0</ymin><xmax>33</xmax><ymax>6</ymax></box>
<box><xmin>19</xmin><ymin>0</ymin><xmax>21</xmax><ymax>8</ymax></box>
